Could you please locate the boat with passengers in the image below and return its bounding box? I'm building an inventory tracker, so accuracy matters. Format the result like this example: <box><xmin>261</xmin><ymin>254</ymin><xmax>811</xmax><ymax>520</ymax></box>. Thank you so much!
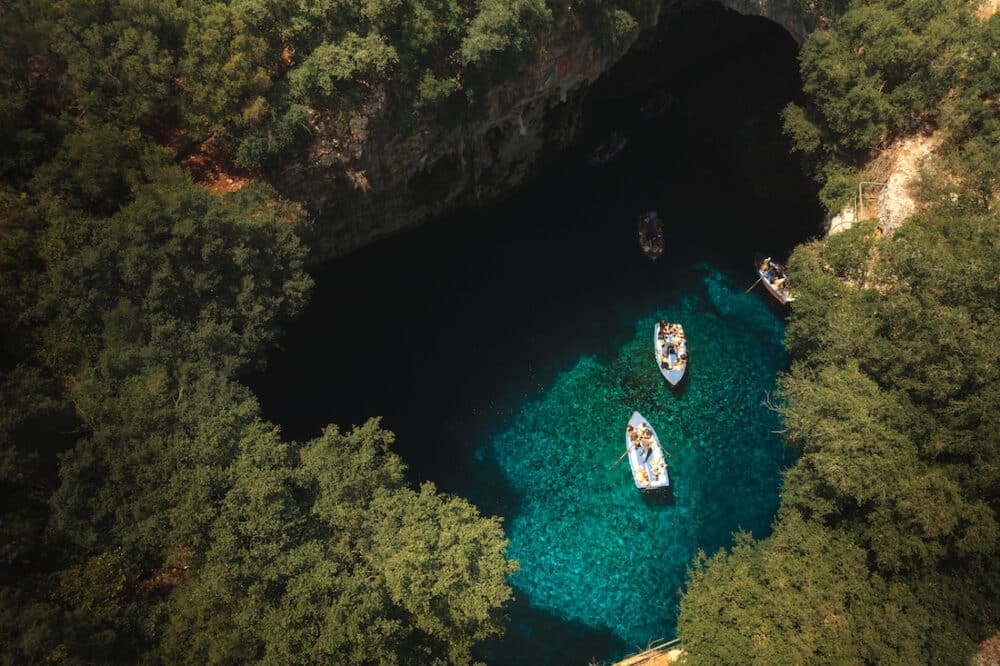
<box><xmin>756</xmin><ymin>255</ymin><xmax>795</xmax><ymax>304</ymax></box>
<box><xmin>637</xmin><ymin>211</ymin><xmax>664</xmax><ymax>260</ymax></box>
<box><xmin>654</xmin><ymin>321</ymin><xmax>687</xmax><ymax>386</ymax></box>
<box><xmin>625</xmin><ymin>411</ymin><xmax>670</xmax><ymax>491</ymax></box>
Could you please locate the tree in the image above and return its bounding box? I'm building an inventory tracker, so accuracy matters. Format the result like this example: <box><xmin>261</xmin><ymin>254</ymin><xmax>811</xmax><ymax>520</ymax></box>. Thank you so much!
<box><xmin>48</xmin><ymin>0</ymin><xmax>179</xmax><ymax>125</ymax></box>
<box><xmin>178</xmin><ymin>3</ymin><xmax>275</xmax><ymax>137</ymax></box>
<box><xmin>458</xmin><ymin>0</ymin><xmax>552</xmax><ymax>69</ymax></box>
<box><xmin>369</xmin><ymin>483</ymin><xmax>517</xmax><ymax>663</ymax></box>
<box><xmin>287</xmin><ymin>33</ymin><xmax>398</xmax><ymax>110</ymax></box>
<box><xmin>678</xmin><ymin>512</ymin><xmax>936</xmax><ymax>665</ymax></box>
<box><xmin>36</xmin><ymin>175</ymin><xmax>312</xmax><ymax>372</ymax></box>
<box><xmin>28</xmin><ymin>124</ymin><xmax>147</xmax><ymax>215</ymax></box>
<box><xmin>157</xmin><ymin>421</ymin><xmax>516</xmax><ymax>665</ymax></box>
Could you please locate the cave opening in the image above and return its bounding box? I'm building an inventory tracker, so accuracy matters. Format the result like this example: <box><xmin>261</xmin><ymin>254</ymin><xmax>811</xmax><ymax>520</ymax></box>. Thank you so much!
<box><xmin>549</xmin><ymin>0</ymin><xmax>823</xmax><ymax>258</ymax></box>
<box><xmin>252</xmin><ymin>4</ymin><xmax>820</xmax><ymax>664</ymax></box>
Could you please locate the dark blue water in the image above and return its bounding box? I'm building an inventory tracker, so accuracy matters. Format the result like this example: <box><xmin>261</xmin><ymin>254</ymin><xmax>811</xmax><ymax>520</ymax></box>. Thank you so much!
<box><xmin>252</xmin><ymin>6</ymin><xmax>821</xmax><ymax>663</ymax></box>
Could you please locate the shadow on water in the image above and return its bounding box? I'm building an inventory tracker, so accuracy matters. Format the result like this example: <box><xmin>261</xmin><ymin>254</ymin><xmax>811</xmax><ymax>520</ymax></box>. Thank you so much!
<box><xmin>642</xmin><ymin>488</ymin><xmax>676</xmax><ymax>506</ymax></box>
<box><xmin>666</xmin><ymin>373</ymin><xmax>691</xmax><ymax>398</ymax></box>
<box><xmin>477</xmin><ymin>591</ymin><xmax>629</xmax><ymax>665</ymax></box>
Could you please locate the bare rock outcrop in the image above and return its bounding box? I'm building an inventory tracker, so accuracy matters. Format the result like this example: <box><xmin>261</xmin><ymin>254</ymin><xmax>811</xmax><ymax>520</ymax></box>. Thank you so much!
<box><xmin>875</xmin><ymin>131</ymin><xmax>943</xmax><ymax>236</ymax></box>
<box><xmin>826</xmin><ymin>131</ymin><xmax>943</xmax><ymax>237</ymax></box>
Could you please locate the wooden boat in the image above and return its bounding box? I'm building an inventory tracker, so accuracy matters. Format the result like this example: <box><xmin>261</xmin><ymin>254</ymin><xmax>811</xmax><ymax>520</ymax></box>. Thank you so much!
<box><xmin>654</xmin><ymin>321</ymin><xmax>687</xmax><ymax>386</ymax></box>
<box><xmin>625</xmin><ymin>411</ymin><xmax>670</xmax><ymax>491</ymax></box>
<box><xmin>637</xmin><ymin>211</ymin><xmax>664</xmax><ymax>260</ymax></box>
<box><xmin>755</xmin><ymin>255</ymin><xmax>795</xmax><ymax>304</ymax></box>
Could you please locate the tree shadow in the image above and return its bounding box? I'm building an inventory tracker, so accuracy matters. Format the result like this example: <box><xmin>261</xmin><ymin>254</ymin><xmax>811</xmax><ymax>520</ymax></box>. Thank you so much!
<box><xmin>477</xmin><ymin>590</ymin><xmax>628</xmax><ymax>666</ymax></box>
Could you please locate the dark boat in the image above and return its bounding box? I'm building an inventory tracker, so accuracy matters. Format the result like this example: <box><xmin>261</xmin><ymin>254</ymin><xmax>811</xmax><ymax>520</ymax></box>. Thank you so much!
<box><xmin>637</xmin><ymin>211</ymin><xmax>664</xmax><ymax>260</ymax></box>
<box><xmin>587</xmin><ymin>131</ymin><xmax>629</xmax><ymax>167</ymax></box>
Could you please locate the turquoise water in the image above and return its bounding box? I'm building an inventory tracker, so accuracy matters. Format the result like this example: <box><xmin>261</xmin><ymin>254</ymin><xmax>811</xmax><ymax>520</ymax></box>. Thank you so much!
<box><xmin>478</xmin><ymin>267</ymin><xmax>789</xmax><ymax>656</ymax></box>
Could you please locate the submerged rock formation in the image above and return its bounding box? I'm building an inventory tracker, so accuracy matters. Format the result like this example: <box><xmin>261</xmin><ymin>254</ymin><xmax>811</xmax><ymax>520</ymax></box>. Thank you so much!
<box><xmin>278</xmin><ymin>0</ymin><xmax>815</xmax><ymax>259</ymax></box>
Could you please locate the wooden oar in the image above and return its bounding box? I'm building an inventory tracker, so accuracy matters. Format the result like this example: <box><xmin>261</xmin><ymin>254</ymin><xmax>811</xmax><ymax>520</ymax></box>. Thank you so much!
<box><xmin>745</xmin><ymin>276</ymin><xmax>763</xmax><ymax>293</ymax></box>
<box><xmin>608</xmin><ymin>449</ymin><xmax>629</xmax><ymax>470</ymax></box>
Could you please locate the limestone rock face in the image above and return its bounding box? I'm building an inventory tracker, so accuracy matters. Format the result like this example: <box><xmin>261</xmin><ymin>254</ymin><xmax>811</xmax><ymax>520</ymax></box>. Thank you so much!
<box><xmin>277</xmin><ymin>16</ymin><xmax>639</xmax><ymax>259</ymax></box>
<box><xmin>876</xmin><ymin>132</ymin><xmax>943</xmax><ymax>236</ymax></box>
<box><xmin>826</xmin><ymin>208</ymin><xmax>856</xmax><ymax>235</ymax></box>
<box><xmin>826</xmin><ymin>131</ymin><xmax>944</xmax><ymax>237</ymax></box>
<box><xmin>278</xmin><ymin>1</ymin><xmax>814</xmax><ymax>260</ymax></box>
<box><xmin>716</xmin><ymin>0</ymin><xmax>816</xmax><ymax>44</ymax></box>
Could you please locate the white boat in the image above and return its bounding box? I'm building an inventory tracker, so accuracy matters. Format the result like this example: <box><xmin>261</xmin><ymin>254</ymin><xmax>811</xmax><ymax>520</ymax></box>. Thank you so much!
<box><xmin>756</xmin><ymin>256</ymin><xmax>795</xmax><ymax>304</ymax></box>
<box><xmin>654</xmin><ymin>321</ymin><xmax>687</xmax><ymax>386</ymax></box>
<box><xmin>625</xmin><ymin>411</ymin><xmax>670</xmax><ymax>491</ymax></box>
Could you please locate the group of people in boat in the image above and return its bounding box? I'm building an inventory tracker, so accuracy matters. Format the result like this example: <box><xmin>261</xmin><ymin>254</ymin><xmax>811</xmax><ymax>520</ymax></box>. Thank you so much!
<box><xmin>640</xmin><ymin>233</ymin><xmax>664</xmax><ymax>257</ymax></box>
<box><xmin>626</xmin><ymin>423</ymin><xmax>654</xmax><ymax>460</ymax></box>
<box><xmin>626</xmin><ymin>421</ymin><xmax>668</xmax><ymax>483</ymax></box>
<box><xmin>758</xmin><ymin>257</ymin><xmax>793</xmax><ymax>300</ymax></box>
<box><xmin>638</xmin><ymin>213</ymin><xmax>664</xmax><ymax>258</ymax></box>
<box><xmin>657</xmin><ymin>321</ymin><xmax>687</xmax><ymax>372</ymax></box>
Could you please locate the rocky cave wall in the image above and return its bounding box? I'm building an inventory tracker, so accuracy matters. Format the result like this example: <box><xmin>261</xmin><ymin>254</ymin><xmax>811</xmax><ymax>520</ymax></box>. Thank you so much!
<box><xmin>276</xmin><ymin>0</ymin><xmax>816</xmax><ymax>260</ymax></box>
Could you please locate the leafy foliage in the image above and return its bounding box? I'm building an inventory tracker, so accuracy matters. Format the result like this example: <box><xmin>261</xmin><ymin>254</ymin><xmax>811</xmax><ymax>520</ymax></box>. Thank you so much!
<box><xmin>679</xmin><ymin>513</ymin><xmax>937</xmax><ymax>664</ymax></box>
<box><xmin>783</xmin><ymin>0</ymin><xmax>995</xmax><ymax>214</ymax></box>
<box><xmin>154</xmin><ymin>421</ymin><xmax>515</xmax><ymax>665</ymax></box>
<box><xmin>0</xmin><ymin>0</ymin><xmax>543</xmax><ymax>659</ymax></box>
<box><xmin>458</xmin><ymin>0</ymin><xmax>552</xmax><ymax>68</ymax></box>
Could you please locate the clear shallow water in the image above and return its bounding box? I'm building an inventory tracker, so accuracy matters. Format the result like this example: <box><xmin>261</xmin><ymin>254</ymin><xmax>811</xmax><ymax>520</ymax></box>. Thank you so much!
<box><xmin>482</xmin><ymin>268</ymin><xmax>789</xmax><ymax>653</ymax></box>
<box><xmin>251</xmin><ymin>5</ymin><xmax>820</xmax><ymax>663</ymax></box>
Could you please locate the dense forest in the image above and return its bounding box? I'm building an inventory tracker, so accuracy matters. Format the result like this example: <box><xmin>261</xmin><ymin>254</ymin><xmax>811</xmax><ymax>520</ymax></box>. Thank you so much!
<box><xmin>0</xmin><ymin>0</ymin><xmax>996</xmax><ymax>663</ymax></box>
<box><xmin>1</xmin><ymin>0</ymin><xmax>590</xmax><ymax>660</ymax></box>
<box><xmin>677</xmin><ymin>0</ymin><xmax>999</xmax><ymax>661</ymax></box>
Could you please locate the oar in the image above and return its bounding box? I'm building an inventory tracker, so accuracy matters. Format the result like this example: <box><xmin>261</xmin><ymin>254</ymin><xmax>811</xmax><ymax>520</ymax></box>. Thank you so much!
<box><xmin>745</xmin><ymin>276</ymin><xmax>763</xmax><ymax>293</ymax></box>
<box><xmin>608</xmin><ymin>449</ymin><xmax>629</xmax><ymax>470</ymax></box>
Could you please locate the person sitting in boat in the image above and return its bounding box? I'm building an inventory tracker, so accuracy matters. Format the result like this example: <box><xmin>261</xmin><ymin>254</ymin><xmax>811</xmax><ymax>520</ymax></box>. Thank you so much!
<box><xmin>638</xmin><ymin>439</ymin><xmax>651</xmax><ymax>462</ymax></box>
<box><xmin>626</xmin><ymin>425</ymin><xmax>637</xmax><ymax>443</ymax></box>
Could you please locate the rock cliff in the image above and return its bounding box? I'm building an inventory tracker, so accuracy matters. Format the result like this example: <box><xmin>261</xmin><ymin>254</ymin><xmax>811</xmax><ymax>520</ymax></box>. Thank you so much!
<box><xmin>826</xmin><ymin>131</ymin><xmax>944</xmax><ymax>237</ymax></box>
<box><xmin>277</xmin><ymin>0</ymin><xmax>815</xmax><ymax>260</ymax></box>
